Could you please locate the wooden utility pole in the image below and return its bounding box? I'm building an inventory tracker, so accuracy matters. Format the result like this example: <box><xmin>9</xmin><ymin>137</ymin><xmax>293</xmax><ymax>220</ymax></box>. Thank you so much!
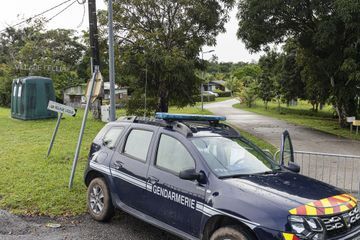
<box><xmin>88</xmin><ymin>0</ymin><xmax>101</xmax><ymax>119</ymax></box>
<box><xmin>88</xmin><ymin>0</ymin><xmax>100</xmax><ymax>69</ymax></box>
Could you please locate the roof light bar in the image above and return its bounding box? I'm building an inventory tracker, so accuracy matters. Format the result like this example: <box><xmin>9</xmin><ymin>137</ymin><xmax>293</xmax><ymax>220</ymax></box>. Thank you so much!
<box><xmin>155</xmin><ymin>112</ymin><xmax>226</xmax><ymax>121</ymax></box>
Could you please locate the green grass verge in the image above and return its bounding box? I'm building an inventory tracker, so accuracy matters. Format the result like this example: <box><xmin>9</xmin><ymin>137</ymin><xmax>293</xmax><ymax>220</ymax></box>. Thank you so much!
<box><xmin>230</xmin><ymin>125</ymin><xmax>277</xmax><ymax>154</ymax></box>
<box><xmin>214</xmin><ymin>96</ymin><xmax>233</xmax><ymax>103</ymax></box>
<box><xmin>0</xmin><ymin>106</ymin><xmax>211</xmax><ymax>216</ymax></box>
<box><xmin>233</xmin><ymin>100</ymin><xmax>360</xmax><ymax>141</ymax></box>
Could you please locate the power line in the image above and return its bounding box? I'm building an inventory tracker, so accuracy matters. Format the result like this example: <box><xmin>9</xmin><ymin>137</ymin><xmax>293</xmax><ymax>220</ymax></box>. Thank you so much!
<box><xmin>76</xmin><ymin>1</ymin><xmax>87</xmax><ymax>28</ymax></box>
<box><xmin>0</xmin><ymin>0</ymin><xmax>85</xmax><ymax>33</ymax></box>
<box><xmin>45</xmin><ymin>0</ymin><xmax>78</xmax><ymax>23</ymax></box>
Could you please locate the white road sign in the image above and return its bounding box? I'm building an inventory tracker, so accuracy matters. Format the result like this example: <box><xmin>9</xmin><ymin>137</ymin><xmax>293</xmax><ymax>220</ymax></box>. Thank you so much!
<box><xmin>47</xmin><ymin>101</ymin><xmax>76</xmax><ymax>116</ymax></box>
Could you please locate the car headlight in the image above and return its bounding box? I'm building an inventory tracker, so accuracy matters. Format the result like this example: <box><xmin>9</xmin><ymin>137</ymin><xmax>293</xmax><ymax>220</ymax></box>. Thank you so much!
<box><xmin>289</xmin><ymin>215</ymin><xmax>324</xmax><ymax>240</ymax></box>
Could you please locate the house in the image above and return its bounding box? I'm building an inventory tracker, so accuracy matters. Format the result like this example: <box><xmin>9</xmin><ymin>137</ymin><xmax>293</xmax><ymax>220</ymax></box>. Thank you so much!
<box><xmin>63</xmin><ymin>82</ymin><xmax>128</xmax><ymax>108</ymax></box>
<box><xmin>63</xmin><ymin>84</ymin><xmax>87</xmax><ymax>108</ymax></box>
<box><xmin>203</xmin><ymin>80</ymin><xmax>229</xmax><ymax>92</ymax></box>
<box><xmin>103</xmin><ymin>82</ymin><xmax>129</xmax><ymax>102</ymax></box>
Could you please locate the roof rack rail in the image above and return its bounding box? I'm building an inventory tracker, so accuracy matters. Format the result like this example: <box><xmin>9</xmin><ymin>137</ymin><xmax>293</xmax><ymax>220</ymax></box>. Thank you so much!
<box><xmin>117</xmin><ymin>115</ymin><xmax>193</xmax><ymax>137</ymax></box>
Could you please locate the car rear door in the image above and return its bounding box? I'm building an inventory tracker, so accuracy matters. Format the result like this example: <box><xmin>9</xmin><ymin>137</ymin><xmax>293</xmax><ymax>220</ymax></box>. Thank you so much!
<box><xmin>144</xmin><ymin>130</ymin><xmax>207</xmax><ymax>237</ymax></box>
<box><xmin>110</xmin><ymin>124</ymin><xmax>157</xmax><ymax>212</ymax></box>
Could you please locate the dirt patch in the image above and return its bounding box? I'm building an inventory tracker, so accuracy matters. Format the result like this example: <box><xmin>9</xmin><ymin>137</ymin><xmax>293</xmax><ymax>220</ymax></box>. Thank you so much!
<box><xmin>0</xmin><ymin>210</ymin><xmax>33</xmax><ymax>236</ymax></box>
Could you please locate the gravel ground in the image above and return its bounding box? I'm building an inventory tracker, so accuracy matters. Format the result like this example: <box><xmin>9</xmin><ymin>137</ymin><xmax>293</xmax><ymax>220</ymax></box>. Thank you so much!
<box><xmin>0</xmin><ymin>209</ymin><xmax>181</xmax><ymax>240</ymax></box>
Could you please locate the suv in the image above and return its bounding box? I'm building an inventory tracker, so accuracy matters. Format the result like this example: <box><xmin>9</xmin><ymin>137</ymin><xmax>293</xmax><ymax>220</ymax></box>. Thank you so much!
<box><xmin>84</xmin><ymin>113</ymin><xmax>360</xmax><ymax>240</ymax></box>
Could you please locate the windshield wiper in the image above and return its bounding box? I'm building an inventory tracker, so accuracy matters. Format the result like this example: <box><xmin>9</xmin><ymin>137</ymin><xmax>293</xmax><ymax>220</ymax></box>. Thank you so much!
<box><xmin>254</xmin><ymin>170</ymin><xmax>280</xmax><ymax>175</ymax></box>
<box><xmin>219</xmin><ymin>173</ymin><xmax>252</xmax><ymax>179</ymax></box>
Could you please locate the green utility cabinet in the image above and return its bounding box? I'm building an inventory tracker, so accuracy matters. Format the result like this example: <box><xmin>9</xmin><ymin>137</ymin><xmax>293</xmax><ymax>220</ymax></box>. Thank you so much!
<box><xmin>11</xmin><ymin>76</ymin><xmax>57</xmax><ymax>120</ymax></box>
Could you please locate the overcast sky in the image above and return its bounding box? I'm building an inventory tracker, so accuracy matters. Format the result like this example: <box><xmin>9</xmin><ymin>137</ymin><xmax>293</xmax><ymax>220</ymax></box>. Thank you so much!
<box><xmin>0</xmin><ymin>0</ymin><xmax>262</xmax><ymax>63</ymax></box>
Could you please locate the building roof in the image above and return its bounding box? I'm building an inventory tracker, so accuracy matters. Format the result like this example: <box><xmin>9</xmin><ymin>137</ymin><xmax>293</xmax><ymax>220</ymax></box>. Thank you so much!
<box><xmin>210</xmin><ymin>80</ymin><xmax>226</xmax><ymax>86</ymax></box>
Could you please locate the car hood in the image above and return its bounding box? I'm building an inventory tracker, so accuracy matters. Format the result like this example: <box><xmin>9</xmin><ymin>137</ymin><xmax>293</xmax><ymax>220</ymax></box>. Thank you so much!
<box><xmin>224</xmin><ymin>171</ymin><xmax>345</xmax><ymax>207</ymax></box>
<box><xmin>215</xmin><ymin>171</ymin><xmax>356</xmax><ymax>231</ymax></box>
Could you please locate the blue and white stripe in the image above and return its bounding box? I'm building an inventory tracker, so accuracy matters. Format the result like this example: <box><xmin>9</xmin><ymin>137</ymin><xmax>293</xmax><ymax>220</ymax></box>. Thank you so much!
<box><xmin>89</xmin><ymin>161</ymin><xmax>259</xmax><ymax>228</ymax></box>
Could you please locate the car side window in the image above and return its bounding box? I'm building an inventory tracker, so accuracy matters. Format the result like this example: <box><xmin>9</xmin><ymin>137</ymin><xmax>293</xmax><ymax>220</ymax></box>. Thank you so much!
<box><xmin>156</xmin><ymin>134</ymin><xmax>195</xmax><ymax>174</ymax></box>
<box><xmin>124</xmin><ymin>129</ymin><xmax>153</xmax><ymax>162</ymax></box>
<box><xmin>103</xmin><ymin>127</ymin><xmax>124</xmax><ymax>149</ymax></box>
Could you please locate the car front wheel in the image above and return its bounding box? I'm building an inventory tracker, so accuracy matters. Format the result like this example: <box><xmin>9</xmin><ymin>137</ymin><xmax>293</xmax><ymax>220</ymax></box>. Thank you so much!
<box><xmin>210</xmin><ymin>225</ymin><xmax>255</xmax><ymax>240</ymax></box>
<box><xmin>87</xmin><ymin>177</ymin><xmax>114</xmax><ymax>222</ymax></box>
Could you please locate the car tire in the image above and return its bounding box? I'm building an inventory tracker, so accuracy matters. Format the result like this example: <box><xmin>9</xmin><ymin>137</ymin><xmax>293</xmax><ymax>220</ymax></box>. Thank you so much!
<box><xmin>210</xmin><ymin>225</ymin><xmax>255</xmax><ymax>240</ymax></box>
<box><xmin>87</xmin><ymin>177</ymin><xmax>114</xmax><ymax>222</ymax></box>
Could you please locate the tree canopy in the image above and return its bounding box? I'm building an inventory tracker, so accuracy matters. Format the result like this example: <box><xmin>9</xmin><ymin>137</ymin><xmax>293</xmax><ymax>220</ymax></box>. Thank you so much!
<box><xmin>0</xmin><ymin>21</ymin><xmax>86</xmax><ymax>105</ymax></box>
<box><xmin>237</xmin><ymin>0</ymin><xmax>360</xmax><ymax>126</ymax></box>
<box><xmin>106</xmin><ymin>0</ymin><xmax>235</xmax><ymax>113</ymax></box>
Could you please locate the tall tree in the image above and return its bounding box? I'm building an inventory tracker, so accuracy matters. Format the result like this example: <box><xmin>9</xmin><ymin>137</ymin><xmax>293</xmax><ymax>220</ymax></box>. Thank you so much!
<box><xmin>0</xmin><ymin>22</ymin><xmax>87</xmax><ymax>104</ymax></box>
<box><xmin>108</xmin><ymin>0</ymin><xmax>235</xmax><ymax>112</ymax></box>
<box><xmin>279</xmin><ymin>42</ymin><xmax>305</xmax><ymax>105</ymax></box>
<box><xmin>237</xmin><ymin>0</ymin><xmax>360</xmax><ymax>126</ymax></box>
<box><xmin>257</xmin><ymin>50</ymin><xmax>280</xmax><ymax>109</ymax></box>
<box><xmin>233</xmin><ymin>63</ymin><xmax>261</xmax><ymax>86</ymax></box>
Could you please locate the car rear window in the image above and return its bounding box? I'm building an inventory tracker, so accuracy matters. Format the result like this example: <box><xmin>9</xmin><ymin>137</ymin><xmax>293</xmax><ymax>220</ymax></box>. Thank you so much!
<box><xmin>124</xmin><ymin>129</ymin><xmax>153</xmax><ymax>162</ymax></box>
<box><xmin>103</xmin><ymin>127</ymin><xmax>124</xmax><ymax>149</ymax></box>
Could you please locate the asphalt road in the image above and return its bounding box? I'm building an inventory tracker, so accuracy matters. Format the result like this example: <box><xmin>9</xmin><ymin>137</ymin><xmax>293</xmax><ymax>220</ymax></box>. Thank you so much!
<box><xmin>0</xmin><ymin>209</ymin><xmax>180</xmax><ymax>240</ymax></box>
<box><xmin>205</xmin><ymin>99</ymin><xmax>360</xmax><ymax>155</ymax></box>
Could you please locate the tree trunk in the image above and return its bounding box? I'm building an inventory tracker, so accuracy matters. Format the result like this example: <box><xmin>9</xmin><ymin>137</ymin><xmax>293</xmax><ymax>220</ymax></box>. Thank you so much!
<box><xmin>277</xmin><ymin>98</ymin><xmax>281</xmax><ymax>112</ymax></box>
<box><xmin>157</xmin><ymin>96</ymin><xmax>169</xmax><ymax>112</ymax></box>
<box><xmin>335</xmin><ymin>103</ymin><xmax>347</xmax><ymax>128</ymax></box>
<box><xmin>157</xmin><ymin>87</ymin><xmax>169</xmax><ymax>112</ymax></box>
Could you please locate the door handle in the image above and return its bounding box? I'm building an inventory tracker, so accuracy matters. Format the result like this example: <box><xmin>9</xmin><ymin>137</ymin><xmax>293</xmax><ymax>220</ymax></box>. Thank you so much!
<box><xmin>113</xmin><ymin>161</ymin><xmax>123</xmax><ymax>170</ymax></box>
<box><xmin>147</xmin><ymin>176</ymin><xmax>159</xmax><ymax>184</ymax></box>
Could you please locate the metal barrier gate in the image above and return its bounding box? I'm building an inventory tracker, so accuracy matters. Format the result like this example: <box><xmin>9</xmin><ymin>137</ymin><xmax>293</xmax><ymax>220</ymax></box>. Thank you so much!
<box><xmin>277</xmin><ymin>151</ymin><xmax>360</xmax><ymax>197</ymax></box>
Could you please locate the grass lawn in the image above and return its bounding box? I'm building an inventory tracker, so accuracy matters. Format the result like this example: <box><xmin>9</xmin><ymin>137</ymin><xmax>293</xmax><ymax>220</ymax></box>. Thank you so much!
<box><xmin>214</xmin><ymin>96</ymin><xmax>233</xmax><ymax>103</ymax></box>
<box><xmin>233</xmin><ymin>100</ymin><xmax>360</xmax><ymax>141</ymax></box>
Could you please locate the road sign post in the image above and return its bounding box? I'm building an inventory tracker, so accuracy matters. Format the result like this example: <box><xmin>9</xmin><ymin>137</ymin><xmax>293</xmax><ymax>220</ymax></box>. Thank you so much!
<box><xmin>69</xmin><ymin>66</ymin><xmax>99</xmax><ymax>189</ymax></box>
<box><xmin>46</xmin><ymin>101</ymin><xmax>76</xmax><ymax>158</ymax></box>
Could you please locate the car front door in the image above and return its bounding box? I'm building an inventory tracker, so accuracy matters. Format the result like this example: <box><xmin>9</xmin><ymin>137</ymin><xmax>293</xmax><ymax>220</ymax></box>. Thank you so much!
<box><xmin>110</xmin><ymin>125</ymin><xmax>157</xmax><ymax>212</ymax></box>
<box><xmin>145</xmin><ymin>131</ymin><xmax>207</xmax><ymax>237</ymax></box>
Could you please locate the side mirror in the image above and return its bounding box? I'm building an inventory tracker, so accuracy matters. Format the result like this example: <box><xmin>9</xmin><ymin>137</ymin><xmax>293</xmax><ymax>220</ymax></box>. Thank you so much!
<box><xmin>284</xmin><ymin>162</ymin><xmax>300</xmax><ymax>173</ymax></box>
<box><xmin>179</xmin><ymin>169</ymin><xmax>206</xmax><ymax>183</ymax></box>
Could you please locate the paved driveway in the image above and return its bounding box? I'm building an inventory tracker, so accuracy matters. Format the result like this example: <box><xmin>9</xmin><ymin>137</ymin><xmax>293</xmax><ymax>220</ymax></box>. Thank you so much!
<box><xmin>205</xmin><ymin>99</ymin><xmax>360</xmax><ymax>155</ymax></box>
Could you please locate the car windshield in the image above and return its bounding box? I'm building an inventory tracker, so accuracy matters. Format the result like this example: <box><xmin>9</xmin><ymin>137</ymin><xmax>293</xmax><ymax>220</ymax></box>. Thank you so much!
<box><xmin>192</xmin><ymin>136</ymin><xmax>280</xmax><ymax>178</ymax></box>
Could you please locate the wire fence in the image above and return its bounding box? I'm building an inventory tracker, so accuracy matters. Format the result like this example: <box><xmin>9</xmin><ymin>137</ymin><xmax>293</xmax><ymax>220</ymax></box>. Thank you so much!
<box><xmin>291</xmin><ymin>151</ymin><xmax>360</xmax><ymax>198</ymax></box>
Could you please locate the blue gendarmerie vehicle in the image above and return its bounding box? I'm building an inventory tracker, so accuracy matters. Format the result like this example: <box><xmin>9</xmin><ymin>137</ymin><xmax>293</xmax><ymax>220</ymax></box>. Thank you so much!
<box><xmin>84</xmin><ymin>113</ymin><xmax>360</xmax><ymax>240</ymax></box>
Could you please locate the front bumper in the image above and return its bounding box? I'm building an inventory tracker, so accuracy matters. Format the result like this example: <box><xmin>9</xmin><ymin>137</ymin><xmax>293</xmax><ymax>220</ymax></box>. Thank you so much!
<box><xmin>253</xmin><ymin>224</ymin><xmax>360</xmax><ymax>240</ymax></box>
<box><xmin>329</xmin><ymin>224</ymin><xmax>360</xmax><ymax>240</ymax></box>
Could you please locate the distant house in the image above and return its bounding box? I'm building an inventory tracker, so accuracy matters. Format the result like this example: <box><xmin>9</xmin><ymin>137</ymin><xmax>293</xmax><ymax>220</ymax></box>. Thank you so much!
<box><xmin>203</xmin><ymin>80</ymin><xmax>229</xmax><ymax>92</ymax></box>
<box><xmin>103</xmin><ymin>82</ymin><xmax>129</xmax><ymax>102</ymax></box>
<box><xmin>63</xmin><ymin>82</ymin><xmax>128</xmax><ymax>108</ymax></box>
<box><xmin>63</xmin><ymin>84</ymin><xmax>87</xmax><ymax>108</ymax></box>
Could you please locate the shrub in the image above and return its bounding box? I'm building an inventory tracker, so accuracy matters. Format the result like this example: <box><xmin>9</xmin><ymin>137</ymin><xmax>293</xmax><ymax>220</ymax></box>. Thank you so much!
<box><xmin>214</xmin><ymin>89</ymin><xmax>232</xmax><ymax>97</ymax></box>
